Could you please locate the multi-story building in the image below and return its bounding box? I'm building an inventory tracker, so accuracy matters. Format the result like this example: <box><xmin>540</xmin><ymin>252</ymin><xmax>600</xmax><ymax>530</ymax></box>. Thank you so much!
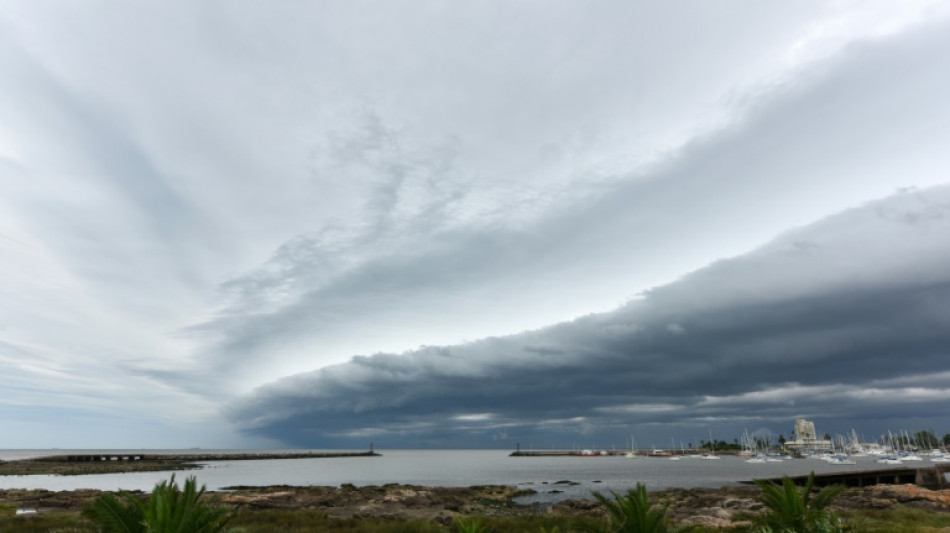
<box><xmin>785</xmin><ymin>417</ymin><xmax>833</xmax><ymax>452</ymax></box>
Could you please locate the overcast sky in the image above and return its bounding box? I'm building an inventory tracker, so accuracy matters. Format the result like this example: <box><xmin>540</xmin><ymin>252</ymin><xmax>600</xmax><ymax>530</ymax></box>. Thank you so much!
<box><xmin>2</xmin><ymin>1</ymin><xmax>950</xmax><ymax>449</ymax></box>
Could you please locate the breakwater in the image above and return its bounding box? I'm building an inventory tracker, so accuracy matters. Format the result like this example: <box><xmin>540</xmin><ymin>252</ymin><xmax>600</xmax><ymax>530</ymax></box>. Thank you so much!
<box><xmin>33</xmin><ymin>451</ymin><xmax>380</xmax><ymax>463</ymax></box>
<box><xmin>0</xmin><ymin>450</ymin><xmax>382</xmax><ymax>476</ymax></box>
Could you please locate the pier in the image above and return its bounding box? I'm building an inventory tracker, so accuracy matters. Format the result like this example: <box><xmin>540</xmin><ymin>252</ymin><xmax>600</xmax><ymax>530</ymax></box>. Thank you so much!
<box><xmin>33</xmin><ymin>451</ymin><xmax>380</xmax><ymax>463</ymax></box>
<box><xmin>750</xmin><ymin>464</ymin><xmax>950</xmax><ymax>490</ymax></box>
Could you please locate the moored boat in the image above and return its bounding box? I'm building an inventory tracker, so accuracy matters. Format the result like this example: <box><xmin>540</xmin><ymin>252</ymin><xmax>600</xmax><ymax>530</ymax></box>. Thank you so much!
<box><xmin>825</xmin><ymin>454</ymin><xmax>856</xmax><ymax>465</ymax></box>
<box><xmin>876</xmin><ymin>455</ymin><xmax>903</xmax><ymax>465</ymax></box>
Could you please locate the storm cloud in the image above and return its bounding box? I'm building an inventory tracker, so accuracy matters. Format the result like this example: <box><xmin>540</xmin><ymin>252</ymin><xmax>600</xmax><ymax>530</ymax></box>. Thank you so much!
<box><xmin>230</xmin><ymin>186</ymin><xmax>950</xmax><ymax>447</ymax></box>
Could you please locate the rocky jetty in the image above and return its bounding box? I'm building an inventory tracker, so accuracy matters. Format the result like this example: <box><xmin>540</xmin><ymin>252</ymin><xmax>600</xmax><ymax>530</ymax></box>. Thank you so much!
<box><xmin>0</xmin><ymin>458</ymin><xmax>200</xmax><ymax>476</ymax></box>
<box><xmin>0</xmin><ymin>451</ymin><xmax>377</xmax><ymax>476</ymax></box>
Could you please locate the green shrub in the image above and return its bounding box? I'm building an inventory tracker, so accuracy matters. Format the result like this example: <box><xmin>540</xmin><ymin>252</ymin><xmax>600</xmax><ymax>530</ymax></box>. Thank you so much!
<box><xmin>753</xmin><ymin>473</ymin><xmax>845</xmax><ymax>533</ymax></box>
<box><xmin>591</xmin><ymin>484</ymin><xmax>671</xmax><ymax>533</ymax></box>
<box><xmin>84</xmin><ymin>475</ymin><xmax>235</xmax><ymax>533</ymax></box>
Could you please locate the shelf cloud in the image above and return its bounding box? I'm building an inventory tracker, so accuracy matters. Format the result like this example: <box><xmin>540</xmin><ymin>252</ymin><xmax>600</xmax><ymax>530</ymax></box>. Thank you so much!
<box><xmin>230</xmin><ymin>186</ymin><xmax>950</xmax><ymax>447</ymax></box>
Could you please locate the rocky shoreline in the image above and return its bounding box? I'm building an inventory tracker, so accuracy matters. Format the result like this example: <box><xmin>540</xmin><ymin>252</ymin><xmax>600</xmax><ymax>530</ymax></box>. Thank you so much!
<box><xmin>3</xmin><ymin>482</ymin><xmax>950</xmax><ymax>528</ymax></box>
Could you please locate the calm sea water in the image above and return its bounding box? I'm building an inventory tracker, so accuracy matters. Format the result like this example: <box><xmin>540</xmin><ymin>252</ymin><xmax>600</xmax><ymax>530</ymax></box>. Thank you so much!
<box><xmin>0</xmin><ymin>449</ymin><xmax>915</xmax><ymax>503</ymax></box>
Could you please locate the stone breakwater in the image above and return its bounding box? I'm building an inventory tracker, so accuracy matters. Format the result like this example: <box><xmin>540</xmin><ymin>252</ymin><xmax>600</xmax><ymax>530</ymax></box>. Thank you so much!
<box><xmin>33</xmin><ymin>451</ymin><xmax>380</xmax><ymax>462</ymax></box>
<box><xmin>0</xmin><ymin>451</ymin><xmax>379</xmax><ymax>476</ymax></box>
<box><xmin>0</xmin><ymin>458</ymin><xmax>202</xmax><ymax>476</ymax></box>
<box><xmin>2</xmin><ymin>483</ymin><xmax>950</xmax><ymax>528</ymax></box>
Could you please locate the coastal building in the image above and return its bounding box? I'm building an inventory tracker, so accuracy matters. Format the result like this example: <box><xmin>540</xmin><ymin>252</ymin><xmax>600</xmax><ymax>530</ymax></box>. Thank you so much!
<box><xmin>785</xmin><ymin>417</ymin><xmax>833</xmax><ymax>452</ymax></box>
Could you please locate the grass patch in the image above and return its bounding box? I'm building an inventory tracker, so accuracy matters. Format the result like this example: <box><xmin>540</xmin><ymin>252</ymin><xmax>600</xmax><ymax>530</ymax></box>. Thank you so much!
<box><xmin>0</xmin><ymin>512</ymin><xmax>97</xmax><ymax>533</ymax></box>
<box><xmin>229</xmin><ymin>508</ymin><xmax>449</xmax><ymax>532</ymax></box>
<box><xmin>227</xmin><ymin>509</ymin><xmax>599</xmax><ymax>532</ymax></box>
<box><xmin>836</xmin><ymin>507</ymin><xmax>950</xmax><ymax>533</ymax></box>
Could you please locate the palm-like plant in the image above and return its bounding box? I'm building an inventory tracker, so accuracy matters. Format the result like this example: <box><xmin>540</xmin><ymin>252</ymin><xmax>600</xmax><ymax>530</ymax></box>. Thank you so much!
<box><xmin>591</xmin><ymin>483</ymin><xmax>671</xmax><ymax>533</ymax></box>
<box><xmin>754</xmin><ymin>472</ymin><xmax>846</xmax><ymax>533</ymax></box>
<box><xmin>84</xmin><ymin>475</ymin><xmax>234</xmax><ymax>533</ymax></box>
<box><xmin>85</xmin><ymin>491</ymin><xmax>145</xmax><ymax>533</ymax></box>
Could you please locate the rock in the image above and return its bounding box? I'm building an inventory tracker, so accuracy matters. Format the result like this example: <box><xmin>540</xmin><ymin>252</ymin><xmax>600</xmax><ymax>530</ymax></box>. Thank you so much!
<box><xmin>835</xmin><ymin>484</ymin><xmax>950</xmax><ymax>512</ymax></box>
<box><xmin>679</xmin><ymin>514</ymin><xmax>737</xmax><ymax>529</ymax></box>
<box><xmin>548</xmin><ymin>498</ymin><xmax>601</xmax><ymax>517</ymax></box>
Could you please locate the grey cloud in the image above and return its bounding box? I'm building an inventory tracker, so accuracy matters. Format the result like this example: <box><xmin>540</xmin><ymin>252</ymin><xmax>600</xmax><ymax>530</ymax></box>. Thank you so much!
<box><xmin>199</xmin><ymin>20</ymin><xmax>950</xmax><ymax>387</ymax></box>
<box><xmin>229</xmin><ymin>185</ymin><xmax>950</xmax><ymax>446</ymax></box>
<box><xmin>2</xmin><ymin>34</ymin><xmax>196</xmax><ymax>236</ymax></box>
<box><xmin>0</xmin><ymin>31</ymin><xmax>226</xmax><ymax>318</ymax></box>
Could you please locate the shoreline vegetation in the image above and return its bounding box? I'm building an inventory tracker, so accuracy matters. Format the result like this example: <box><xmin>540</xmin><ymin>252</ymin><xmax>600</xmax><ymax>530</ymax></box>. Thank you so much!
<box><xmin>2</xmin><ymin>482</ymin><xmax>950</xmax><ymax>531</ymax></box>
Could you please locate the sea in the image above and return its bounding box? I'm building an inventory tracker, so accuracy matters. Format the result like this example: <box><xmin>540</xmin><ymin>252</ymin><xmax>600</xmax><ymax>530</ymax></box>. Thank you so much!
<box><xmin>0</xmin><ymin>449</ymin><xmax>920</xmax><ymax>504</ymax></box>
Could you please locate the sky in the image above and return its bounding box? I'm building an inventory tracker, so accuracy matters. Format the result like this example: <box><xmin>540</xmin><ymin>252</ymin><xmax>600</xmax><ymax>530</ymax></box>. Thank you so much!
<box><xmin>2</xmin><ymin>1</ymin><xmax>950</xmax><ymax>449</ymax></box>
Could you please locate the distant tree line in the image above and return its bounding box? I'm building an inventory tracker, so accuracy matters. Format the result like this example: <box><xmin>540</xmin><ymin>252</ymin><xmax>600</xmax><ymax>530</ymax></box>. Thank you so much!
<box><xmin>903</xmin><ymin>429</ymin><xmax>947</xmax><ymax>449</ymax></box>
<box><xmin>698</xmin><ymin>439</ymin><xmax>742</xmax><ymax>451</ymax></box>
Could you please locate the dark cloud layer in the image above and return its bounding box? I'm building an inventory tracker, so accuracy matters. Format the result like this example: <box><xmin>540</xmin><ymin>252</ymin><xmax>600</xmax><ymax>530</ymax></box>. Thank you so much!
<box><xmin>230</xmin><ymin>186</ymin><xmax>950</xmax><ymax>447</ymax></box>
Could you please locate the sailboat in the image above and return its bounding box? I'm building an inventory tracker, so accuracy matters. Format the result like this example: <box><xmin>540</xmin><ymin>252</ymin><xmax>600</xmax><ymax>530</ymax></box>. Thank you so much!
<box><xmin>743</xmin><ymin>432</ymin><xmax>766</xmax><ymax>463</ymax></box>
<box><xmin>701</xmin><ymin>430</ymin><xmax>720</xmax><ymax>460</ymax></box>
<box><xmin>668</xmin><ymin>438</ymin><xmax>682</xmax><ymax>460</ymax></box>
<box><xmin>625</xmin><ymin>435</ymin><xmax>640</xmax><ymax>458</ymax></box>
